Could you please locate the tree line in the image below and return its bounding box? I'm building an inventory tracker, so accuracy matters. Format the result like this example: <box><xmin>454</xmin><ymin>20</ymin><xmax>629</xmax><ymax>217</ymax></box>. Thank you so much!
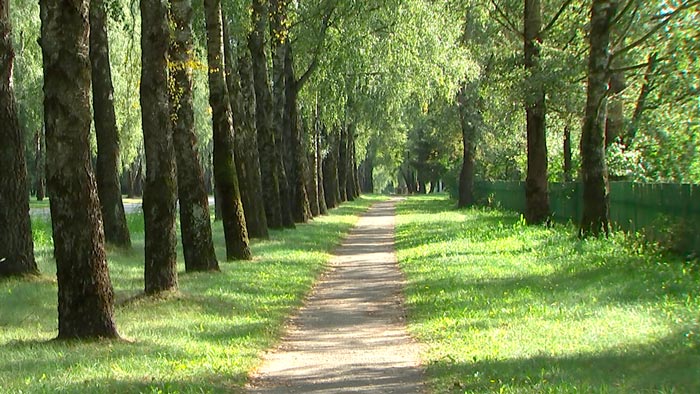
<box><xmin>0</xmin><ymin>0</ymin><xmax>374</xmax><ymax>339</ymax></box>
<box><xmin>1</xmin><ymin>0</ymin><xmax>698</xmax><ymax>338</ymax></box>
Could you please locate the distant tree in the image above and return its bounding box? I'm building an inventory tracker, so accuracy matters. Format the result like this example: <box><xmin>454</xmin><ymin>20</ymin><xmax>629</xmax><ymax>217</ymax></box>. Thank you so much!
<box><xmin>204</xmin><ymin>0</ymin><xmax>251</xmax><ymax>260</ymax></box>
<box><xmin>170</xmin><ymin>0</ymin><xmax>219</xmax><ymax>272</ymax></box>
<box><xmin>38</xmin><ymin>0</ymin><xmax>119</xmax><ymax>338</ymax></box>
<box><xmin>141</xmin><ymin>0</ymin><xmax>178</xmax><ymax>293</ymax></box>
<box><xmin>0</xmin><ymin>0</ymin><xmax>38</xmax><ymax>277</ymax></box>
<box><xmin>90</xmin><ymin>0</ymin><xmax>131</xmax><ymax>248</ymax></box>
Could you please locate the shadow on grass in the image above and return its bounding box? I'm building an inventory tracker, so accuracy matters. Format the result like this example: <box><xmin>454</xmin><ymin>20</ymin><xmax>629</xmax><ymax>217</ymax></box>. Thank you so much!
<box><xmin>435</xmin><ymin>331</ymin><xmax>700</xmax><ymax>393</ymax></box>
<box><xmin>396</xmin><ymin>195</ymin><xmax>700</xmax><ymax>393</ymax></box>
<box><xmin>0</xmin><ymin>195</ymin><xmax>383</xmax><ymax>394</ymax></box>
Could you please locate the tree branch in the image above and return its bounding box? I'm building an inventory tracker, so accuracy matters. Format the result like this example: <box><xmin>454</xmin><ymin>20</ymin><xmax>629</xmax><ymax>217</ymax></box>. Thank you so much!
<box><xmin>490</xmin><ymin>0</ymin><xmax>523</xmax><ymax>38</ymax></box>
<box><xmin>612</xmin><ymin>0</ymin><xmax>699</xmax><ymax>59</ymax></box>
<box><xmin>295</xmin><ymin>6</ymin><xmax>336</xmax><ymax>90</ymax></box>
<box><xmin>538</xmin><ymin>0</ymin><xmax>576</xmax><ymax>39</ymax></box>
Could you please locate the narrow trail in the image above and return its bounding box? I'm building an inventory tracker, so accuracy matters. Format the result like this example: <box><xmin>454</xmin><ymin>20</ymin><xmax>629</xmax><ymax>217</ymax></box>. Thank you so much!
<box><xmin>247</xmin><ymin>198</ymin><xmax>425</xmax><ymax>393</ymax></box>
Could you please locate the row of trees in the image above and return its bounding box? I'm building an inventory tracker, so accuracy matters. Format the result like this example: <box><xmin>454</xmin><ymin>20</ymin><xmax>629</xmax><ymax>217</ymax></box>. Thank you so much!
<box><xmin>2</xmin><ymin>0</ymin><xmax>697</xmax><ymax>337</ymax></box>
<box><xmin>451</xmin><ymin>0</ymin><xmax>698</xmax><ymax>235</ymax></box>
<box><xmin>1</xmin><ymin>0</ymin><xmax>392</xmax><ymax>338</ymax></box>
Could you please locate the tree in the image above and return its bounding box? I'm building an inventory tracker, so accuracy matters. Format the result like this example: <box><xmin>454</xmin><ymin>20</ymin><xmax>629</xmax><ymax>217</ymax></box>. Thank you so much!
<box><xmin>457</xmin><ymin>82</ymin><xmax>478</xmax><ymax>208</ymax></box>
<box><xmin>170</xmin><ymin>0</ymin><xmax>219</xmax><ymax>272</ymax></box>
<box><xmin>38</xmin><ymin>0</ymin><xmax>119</xmax><ymax>338</ymax></box>
<box><xmin>222</xmin><ymin>15</ymin><xmax>269</xmax><ymax>239</ymax></box>
<box><xmin>249</xmin><ymin>0</ymin><xmax>283</xmax><ymax>229</ymax></box>
<box><xmin>523</xmin><ymin>0</ymin><xmax>550</xmax><ymax>223</ymax></box>
<box><xmin>269</xmin><ymin>0</ymin><xmax>296</xmax><ymax>228</ymax></box>
<box><xmin>141</xmin><ymin>0</ymin><xmax>178</xmax><ymax>293</ymax></box>
<box><xmin>0</xmin><ymin>0</ymin><xmax>38</xmax><ymax>277</ymax></box>
<box><xmin>90</xmin><ymin>0</ymin><xmax>131</xmax><ymax>248</ymax></box>
<box><xmin>579</xmin><ymin>0</ymin><xmax>617</xmax><ymax>237</ymax></box>
<box><xmin>205</xmin><ymin>0</ymin><xmax>251</xmax><ymax>260</ymax></box>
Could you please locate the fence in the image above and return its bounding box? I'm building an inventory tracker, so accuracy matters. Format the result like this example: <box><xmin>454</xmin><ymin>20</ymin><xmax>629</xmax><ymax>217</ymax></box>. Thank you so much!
<box><xmin>474</xmin><ymin>181</ymin><xmax>700</xmax><ymax>255</ymax></box>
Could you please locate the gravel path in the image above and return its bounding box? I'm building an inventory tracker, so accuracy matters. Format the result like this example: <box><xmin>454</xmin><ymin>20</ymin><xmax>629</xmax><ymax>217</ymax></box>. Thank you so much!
<box><xmin>247</xmin><ymin>198</ymin><xmax>425</xmax><ymax>394</ymax></box>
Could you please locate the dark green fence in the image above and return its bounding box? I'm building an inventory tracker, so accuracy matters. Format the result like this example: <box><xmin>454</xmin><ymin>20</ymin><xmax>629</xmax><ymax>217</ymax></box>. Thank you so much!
<box><xmin>474</xmin><ymin>181</ymin><xmax>700</xmax><ymax>255</ymax></box>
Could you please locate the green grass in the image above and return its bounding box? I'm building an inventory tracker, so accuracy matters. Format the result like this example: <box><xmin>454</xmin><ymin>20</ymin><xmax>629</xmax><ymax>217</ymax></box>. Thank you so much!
<box><xmin>395</xmin><ymin>195</ymin><xmax>700</xmax><ymax>394</ymax></box>
<box><xmin>0</xmin><ymin>195</ymin><xmax>386</xmax><ymax>393</ymax></box>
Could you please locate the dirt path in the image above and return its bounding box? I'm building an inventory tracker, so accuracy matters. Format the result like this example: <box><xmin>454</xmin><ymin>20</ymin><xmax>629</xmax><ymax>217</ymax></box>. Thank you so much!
<box><xmin>247</xmin><ymin>198</ymin><xmax>425</xmax><ymax>393</ymax></box>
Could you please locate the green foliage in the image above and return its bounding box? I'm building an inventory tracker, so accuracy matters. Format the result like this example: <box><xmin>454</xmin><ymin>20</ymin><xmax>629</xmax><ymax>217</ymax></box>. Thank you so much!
<box><xmin>396</xmin><ymin>195</ymin><xmax>700</xmax><ymax>393</ymax></box>
<box><xmin>0</xmin><ymin>195</ymin><xmax>385</xmax><ymax>393</ymax></box>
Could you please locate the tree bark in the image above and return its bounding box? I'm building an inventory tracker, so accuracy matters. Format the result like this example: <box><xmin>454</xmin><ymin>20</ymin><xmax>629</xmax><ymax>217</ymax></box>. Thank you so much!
<box><xmin>170</xmin><ymin>0</ymin><xmax>219</xmax><ymax>272</ymax></box>
<box><xmin>205</xmin><ymin>0</ymin><xmax>251</xmax><ymax>260</ymax></box>
<box><xmin>322</xmin><ymin>127</ymin><xmax>340</xmax><ymax>209</ymax></box>
<box><xmin>337</xmin><ymin>125</ymin><xmax>348</xmax><ymax>202</ymax></box>
<box><xmin>249</xmin><ymin>0</ymin><xmax>283</xmax><ymax>229</ymax></box>
<box><xmin>222</xmin><ymin>16</ymin><xmax>268</xmax><ymax>239</ymax></box>
<box><xmin>284</xmin><ymin>46</ymin><xmax>311</xmax><ymax>223</ymax></box>
<box><xmin>457</xmin><ymin>83</ymin><xmax>477</xmax><ymax>208</ymax></box>
<box><xmin>0</xmin><ymin>0</ymin><xmax>38</xmax><ymax>277</ymax></box>
<box><xmin>306</xmin><ymin>111</ymin><xmax>320</xmax><ymax>216</ymax></box>
<box><xmin>580</xmin><ymin>0</ymin><xmax>617</xmax><ymax>237</ymax></box>
<box><xmin>236</xmin><ymin>43</ymin><xmax>269</xmax><ymax>238</ymax></box>
<box><xmin>141</xmin><ymin>0</ymin><xmax>179</xmax><ymax>293</ymax></box>
<box><xmin>269</xmin><ymin>0</ymin><xmax>295</xmax><ymax>228</ymax></box>
<box><xmin>626</xmin><ymin>52</ymin><xmax>657</xmax><ymax>147</ymax></box>
<box><xmin>317</xmin><ymin>123</ymin><xmax>328</xmax><ymax>215</ymax></box>
<box><xmin>563</xmin><ymin>123</ymin><xmax>572</xmax><ymax>182</ymax></box>
<box><xmin>38</xmin><ymin>0</ymin><xmax>118</xmax><ymax>337</ymax></box>
<box><xmin>345</xmin><ymin>123</ymin><xmax>357</xmax><ymax>201</ymax></box>
<box><xmin>524</xmin><ymin>0</ymin><xmax>550</xmax><ymax>224</ymax></box>
<box><xmin>90</xmin><ymin>0</ymin><xmax>131</xmax><ymax>248</ymax></box>
<box><xmin>33</xmin><ymin>129</ymin><xmax>45</xmax><ymax>200</ymax></box>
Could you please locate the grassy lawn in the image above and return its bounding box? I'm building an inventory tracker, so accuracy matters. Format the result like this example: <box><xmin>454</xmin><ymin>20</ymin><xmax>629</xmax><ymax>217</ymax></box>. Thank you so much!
<box><xmin>396</xmin><ymin>195</ymin><xmax>699</xmax><ymax>394</ymax></box>
<box><xmin>0</xmin><ymin>195</ymin><xmax>385</xmax><ymax>393</ymax></box>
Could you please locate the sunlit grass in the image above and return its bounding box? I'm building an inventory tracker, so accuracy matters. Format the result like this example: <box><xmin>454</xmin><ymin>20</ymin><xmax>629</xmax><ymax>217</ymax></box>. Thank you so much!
<box><xmin>396</xmin><ymin>195</ymin><xmax>700</xmax><ymax>394</ymax></box>
<box><xmin>0</xmin><ymin>195</ymin><xmax>386</xmax><ymax>393</ymax></box>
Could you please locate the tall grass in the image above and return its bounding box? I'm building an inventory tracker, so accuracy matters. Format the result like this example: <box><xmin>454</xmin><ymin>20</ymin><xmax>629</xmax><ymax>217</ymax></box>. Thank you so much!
<box><xmin>0</xmin><ymin>195</ymin><xmax>384</xmax><ymax>393</ymax></box>
<box><xmin>396</xmin><ymin>195</ymin><xmax>699</xmax><ymax>394</ymax></box>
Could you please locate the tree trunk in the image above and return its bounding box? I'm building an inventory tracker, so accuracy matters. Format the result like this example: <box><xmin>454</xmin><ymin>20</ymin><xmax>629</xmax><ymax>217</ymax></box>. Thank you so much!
<box><xmin>90</xmin><ymin>0</ymin><xmax>131</xmax><ymax>248</ymax></box>
<box><xmin>248</xmin><ymin>0</ymin><xmax>283</xmax><ymax>229</ymax></box>
<box><xmin>345</xmin><ymin>124</ymin><xmax>357</xmax><ymax>201</ymax></box>
<box><xmin>141</xmin><ymin>0</ymin><xmax>178</xmax><ymax>294</ymax></box>
<box><xmin>33</xmin><ymin>129</ymin><xmax>45</xmax><ymax>201</ymax></box>
<box><xmin>563</xmin><ymin>123</ymin><xmax>572</xmax><ymax>182</ymax></box>
<box><xmin>352</xmin><ymin>138</ymin><xmax>361</xmax><ymax>199</ymax></box>
<box><xmin>235</xmin><ymin>44</ymin><xmax>269</xmax><ymax>238</ymax></box>
<box><xmin>222</xmin><ymin>15</ymin><xmax>268</xmax><ymax>239</ymax></box>
<box><xmin>284</xmin><ymin>47</ymin><xmax>311</xmax><ymax>223</ymax></box>
<box><xmin>580</xmin><ymin>0</ymin><xmax>617</xmax><ymax>237</ymax></box>
<box><xmin>269</xmin><ymin>1</ymin><xmax>295</xmax><ymax>228</ymax></box>
<box><xmin>359</xmin><ymin>153</ymin><xmax>374</xmax><ymax>194</ymax></box>
<box><xmin>605</xmin><ymin>71</ymin><xmax>625</xmax><ymax>147</ymax></box>
<box><xmin>170</xmin><ymin>0</ymin><xmax>219</xmax><ymax>272</ymax></box>
<box><xmin>0</xmin><ymin>1</ymin><xmax>38</xmax><ymax>277</ymax></box>
<box><xmin>457</xmin><ymin>84</ymin><xmax>476</xmax><ymax>208</ymax></box>
<box><xmin>306</xmin><ymin>112</ymin><xmax>320</xmax><ymax>216</ymax></box>
<box><xmin>626</xmin><ymin>52</ymin><xmax>657</xmax><ymax>147</ymax></box>
<box><xmin>524</xmin><ymin>0</ymin><xmax>550</xmax><ymax>224</ymax></box>
<box><xmin>317</xmin><ymin>124</ymin><xmax>328</xmax><ymax>215</ymax></box>
<box><xmin>322</xmin><ymin>128</ymin><xmax>340</xmax><ymax>209</ymax></box>
<box><xmin>205</xmin><ymin>0</ymin><xmax>251</xmax><ymax>260</ymax></box>
<box><xmin>337</xmin><ymin>125</ymin><xmax>348</xmax><ymax>202</ymax></box>
<box><xmin>38</xmin><ymin>0</ymin><xmax>118</xmax><ymax>337</ymax></box>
